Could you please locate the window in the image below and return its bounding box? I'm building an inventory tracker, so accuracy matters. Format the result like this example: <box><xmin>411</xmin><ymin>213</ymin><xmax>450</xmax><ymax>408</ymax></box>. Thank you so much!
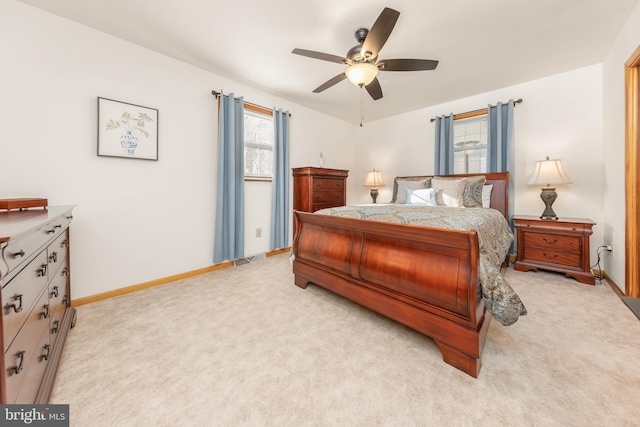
<box><xmin>453</xmin><ymin>115</ymin><xmax>488</xmax><ymax>174</ymax></box>
<box><xmin>244</xmin><ymin>107</ymin><xmax>273</xmax><ymax>180</ymax></box>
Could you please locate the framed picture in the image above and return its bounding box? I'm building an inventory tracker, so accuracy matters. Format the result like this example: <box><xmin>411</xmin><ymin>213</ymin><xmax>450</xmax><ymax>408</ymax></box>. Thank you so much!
<box><xmin>97</xmin><ymin>97</ymin><xmax>159</xmax><ymax>160</ymax></box>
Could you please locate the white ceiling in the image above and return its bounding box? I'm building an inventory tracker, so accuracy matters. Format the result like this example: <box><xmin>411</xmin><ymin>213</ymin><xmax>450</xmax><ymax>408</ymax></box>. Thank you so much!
<box><xmin>19</xmin><ymin>0</ymin><xmax>639</xmax><ymax>124</ymax></box>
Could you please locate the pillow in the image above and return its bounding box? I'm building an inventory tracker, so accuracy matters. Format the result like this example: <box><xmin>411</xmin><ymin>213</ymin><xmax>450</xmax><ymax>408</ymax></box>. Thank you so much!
<box><xmin>482</xmin><ymin>184</ymin><xmax>493</xmax><ymax>208</ymax></box>
<box><xmin>394</xmin><ymin>179</ymin><xmax>429</xmax><ymax>204</ymax></box>
<box><xmin>431</xmin><ymin>178</ymin><xmax>465</xmax><ymax>207</ymax></box>
<box><xmin>406</xmin><ymin>188</ymin><xmax>436</xmax><ymax>205</ymax></box>
<box><xmin>461</xmin><ymin>175</ymin><xmax>486</xmax><ymax>207</ymax></box>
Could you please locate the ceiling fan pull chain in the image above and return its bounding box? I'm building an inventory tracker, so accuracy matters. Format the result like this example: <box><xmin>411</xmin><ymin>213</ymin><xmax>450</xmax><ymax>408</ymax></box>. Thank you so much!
<box><xmin>360</xmin><ymin>85</ymin><xmax>364</xmax><ymax>127</ymax></box>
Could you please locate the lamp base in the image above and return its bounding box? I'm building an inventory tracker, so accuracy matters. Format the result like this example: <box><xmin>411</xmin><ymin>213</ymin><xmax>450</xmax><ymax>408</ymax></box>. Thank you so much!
<box><xmin>370</xmin><ymin>188</ymin><xmax>379</xmax><ymax>204</ymax></box>
<box><xmin>539</xmin><ymin>187</ymin><xmax>558</xmax><ymax>220</ymax></box>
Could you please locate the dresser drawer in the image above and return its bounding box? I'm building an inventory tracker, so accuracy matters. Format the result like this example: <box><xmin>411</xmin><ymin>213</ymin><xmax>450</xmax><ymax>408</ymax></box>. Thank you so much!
<box><xmin>4</xmin><ymin>289</ymin><xmax>50</xmax><ymax>403</ymax></box>
<box><xmin>48</xmin><ymin>259</ymin><xmax>69</xmax><ymax>320</ymax></box>
<box><xmin>313</xmin><ymin>178</ymin><xmax>345</xmax><ymax>192</ymax></box>
<box><xmin>2</xmin><ymin>215</ymin><xmax>71</xmax><ymax>278</ymax></box>
<box><xmin>2</xmin><ymin>251</ymin><xmax>49</xmax><ymax>351</ymax></box>
<box><xmin>523</xmin><ymin>232</ymin><xmax>580</xmax><ymax>252</ymax></box>
<box><xmin>313</xmin><ymin>191</ymin><xmax>344</xmax><ymax>204</ymax></box>
<box><xmin>47</xmin><ymin>230</ymin><xmax>69</xmax><ymax>277</ymax></box>
<box><xmin>49</xmin><ymin>304</ymin><xmax>66</xmax><ymax>347</ymax></box>
<box><xmin>524</xmin><ymin>247</ymin><xmax>581</xmax><ymax>268</ymax></box>
<box><xmin>313</xmin><ymin>202</ymin><xmax>343</xmax><ymax>212</ymax></box>
<box><xmin>3</xmin><ymin>224</ymin><xmax>51</xmax><ymax>278</ymax></box>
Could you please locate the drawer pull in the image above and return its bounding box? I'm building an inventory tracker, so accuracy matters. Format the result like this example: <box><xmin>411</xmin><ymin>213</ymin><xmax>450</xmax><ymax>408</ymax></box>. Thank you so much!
<box><xmin>62</xmin><ymin>239</ymin><xmax>68</xmax><ymax>248</ymax></box>
<box><xmin>51</xmin><ymin>286</ymin><xmax>59</xmax><ymax>298</ymax></box>
<box><xmin>54</xmin><ymin>224</ymin><xmax>62</xmax><ymax>229</ymax></box>
<box><xmin>543</xmin><ymin>253</ymin><xmax>558</xmax><ymax>260</ymax></box>
<box><xmin>51</xmin><ymin>320</ymin><xmax>60</xmax><ymax>334</ymax></box>
<box><xmin>11</xmin><ymin>249</ymin><xmax>25</xmax><ymax>258</ymax></box>
<box><xmin>46</xmin><ymin>229</ymin><xmax>56</xmax><ymax>234</ymax></box>
<box><xmin>41</xmin><ymin>304</ymin><xmax>50</xmax><ymax>319</ymax></box>
<box><xmin>38</xmin><ymin>263</ymin><xmax>47</xmax><ymax>277</ymax></box>
<box><xmin>6</xmin><ymin>294</ymin><xmax>23</xmax><ymax>313</ymax></box>
<box><xmin>62</xmin><ymin>267</ymin><xmax>69</xmax><ymax>277</ymax></box>
<box><xmin>62</xmin><ymin>295</ymin><xmax>69</xmax><ymax>305</ymax></box>
<box><xmin>49</xmin><ymin>252</ymin><xmax>58</xmax><ymax>263</ymax></box>
<box><xmin>65</xmin><ymin>215</ymin><xmax>73</xmax><ymax>220</ymax></box>
<box><xmin>9</xmin><ymin>351</ymin><xmax>25</xmax><ymax>375</ymax></box>
<box><xmin>542</xmin><ymin>238</ymin><xmax>558</xmax><ymax>245</ymax></box>
<box><xmin>41</xmin><ymin>344</ymin><xmax>51</xmax><ymax>362</ymax></box>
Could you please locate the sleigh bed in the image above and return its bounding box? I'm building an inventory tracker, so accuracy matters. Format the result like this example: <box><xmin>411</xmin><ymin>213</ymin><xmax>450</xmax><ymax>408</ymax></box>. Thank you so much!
<box><xmin>291</xmin><ymin>172</ymin><xmax>526</xmax><ymax>377</ymax></box>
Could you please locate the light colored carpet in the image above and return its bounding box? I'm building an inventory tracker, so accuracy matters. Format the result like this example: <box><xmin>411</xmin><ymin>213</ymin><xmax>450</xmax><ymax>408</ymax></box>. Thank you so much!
<box><xmin>50</xmin><ymin>254</ymin><xmax>640</xmax><ymax>426</ymax></box>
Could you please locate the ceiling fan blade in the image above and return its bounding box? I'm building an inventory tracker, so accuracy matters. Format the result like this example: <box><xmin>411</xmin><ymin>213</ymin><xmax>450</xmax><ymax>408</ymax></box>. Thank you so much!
<box><xmin>361</xmin><ymin>7</ymin><xmax>400</xmax><ymax>60</ymax></box>
<box><xmin>378</xmin><ymin>58</ymin><xmax>439</xmax><ymax>71</ymax></box>
<box><xmin>365</xmin><ymin>77</ymin><xmax>383</xmax><ymax>100</ymax></box>
<box><xmin>292</xmin><ymin>48</ymin><xmax>348</xmax><ymax>64</ymax></box>
<box><xmin>313</xmin><ymin>73</ymin><xmax>348</xmax><ymax>93</ymax></box>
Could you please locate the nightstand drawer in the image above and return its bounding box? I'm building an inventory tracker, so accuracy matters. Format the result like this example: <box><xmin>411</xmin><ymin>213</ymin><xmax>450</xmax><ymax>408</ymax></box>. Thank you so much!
<box><xmin>524</xmin><ymin>232</ymin><xmax>580</xmax><ymax>251</ymax></box>
<box><xmin>524</xmin><ymin>247</ymin><xmax>580</xmax><ymax>267</ymax></box>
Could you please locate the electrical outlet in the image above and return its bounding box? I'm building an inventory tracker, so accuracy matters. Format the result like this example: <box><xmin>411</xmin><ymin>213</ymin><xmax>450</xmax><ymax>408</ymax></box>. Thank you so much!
<box><xmin>256</xmin><ymin>228</ymin><xmax>262</xmax><ymax>238</ymax></box>
<box><xmin>605</xmin><ymin>244</ymin><xmax>613</xmax><ymax>252</ymax></box>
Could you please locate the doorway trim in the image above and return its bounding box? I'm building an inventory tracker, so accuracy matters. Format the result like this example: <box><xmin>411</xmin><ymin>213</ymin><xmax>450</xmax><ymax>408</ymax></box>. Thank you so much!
<box><xmin>625</xmin><ymin>45</ymin><xmax>640</xmax><ymax>297</ymax></box>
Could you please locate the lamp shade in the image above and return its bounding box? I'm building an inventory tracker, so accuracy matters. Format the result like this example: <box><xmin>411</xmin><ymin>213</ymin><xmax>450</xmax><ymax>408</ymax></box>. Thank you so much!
<box><xmin>345</xmin><ymin>63</ymin><xmax>379</xmax><ymax>87</ymax></box>
<box><xmin>528</xmin><ymin>157</ymin><xmax>572</xmax><ymax>186</ymax></box>
<box><xmin>364</xmin><ymin>169</ymin><xmax>385</xmax><ymax>187</ymax></box>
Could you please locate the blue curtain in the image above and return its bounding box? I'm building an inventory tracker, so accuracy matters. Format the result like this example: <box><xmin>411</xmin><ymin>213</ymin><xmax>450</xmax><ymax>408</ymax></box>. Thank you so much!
<box><xmin>434</xmin><ymin>114</ymin><xmax>454</xmax><ymax>175</ymax></box>
<box><xmin>487</xmin><ymin>99</ymin><xmax>515</xmax><ymax>228</ymax></box>
<box><xmin>214</xmin><ymin>92</ymin><xmax>245</xmax><ymax>263</ymax></box>
<box><xmin>270</xmin><ymin>109</ymin><xmax>290</xmax><ymax>250</ymax></box>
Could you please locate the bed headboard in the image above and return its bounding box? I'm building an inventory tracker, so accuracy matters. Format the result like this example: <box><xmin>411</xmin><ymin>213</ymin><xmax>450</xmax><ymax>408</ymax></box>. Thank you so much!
<box><xmin>390</xmin><ymin>172</ymin><xmax>510</xmax><ymax>220</ymax></box>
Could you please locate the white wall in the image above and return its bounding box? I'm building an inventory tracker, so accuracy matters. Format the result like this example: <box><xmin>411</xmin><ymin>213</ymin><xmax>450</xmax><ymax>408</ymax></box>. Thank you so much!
<box><xmin>0</xmin><ymin>0</ymin><xmax>357</xmax><ymax>299</ymax></box>
<box><xmin>602</xmin><ymin>1</ymin><xmax>640</xmax><ymax>292</ymax></box>
<box><xmin>356</xmin><ymin>65</ymin><xmax>605</xmax><ymax>264</ymax></box>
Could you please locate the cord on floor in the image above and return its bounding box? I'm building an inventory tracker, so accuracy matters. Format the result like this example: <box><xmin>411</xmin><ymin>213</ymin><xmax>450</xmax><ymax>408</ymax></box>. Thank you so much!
<box><xmin>591</xmin><ymin>245</ymin><xmax>611</xmax><ymax>285</ymax></box>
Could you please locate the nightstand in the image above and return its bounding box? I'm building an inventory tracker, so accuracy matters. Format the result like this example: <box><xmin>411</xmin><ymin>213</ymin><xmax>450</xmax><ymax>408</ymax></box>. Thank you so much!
<box><xmin>513</xmin><ymin>215</ymin><xmax>596</xmax><ymax>285</ymax></box>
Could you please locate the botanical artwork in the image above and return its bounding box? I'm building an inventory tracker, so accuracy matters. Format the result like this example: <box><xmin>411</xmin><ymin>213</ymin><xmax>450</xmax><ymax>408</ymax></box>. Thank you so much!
<box><xmin>97</xmin><ymin>97</ymin><xmax>158</xmax><ymax>160</ymax></box>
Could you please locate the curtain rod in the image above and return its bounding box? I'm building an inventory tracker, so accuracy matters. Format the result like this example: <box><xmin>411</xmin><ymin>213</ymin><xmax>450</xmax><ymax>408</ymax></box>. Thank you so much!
<box><xmin>211</xmin><ymin>90</ymin><xmax>292</xmax><ymax>117</ymax></box>
<box><xmin>429</xmin><ymin>98</ymin><xmax>522</xmax><ymax>122</ymax></box>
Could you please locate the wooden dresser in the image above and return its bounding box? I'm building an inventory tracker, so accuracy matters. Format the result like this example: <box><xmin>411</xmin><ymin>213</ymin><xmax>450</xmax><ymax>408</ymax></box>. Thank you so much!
<box><xmin>0</xmin><ymin>206</ymin><xmax>76</xmax><ymax>403</ymax></box>
<box><xmin>293</xmin><ymin>167</ymin><xmax>349</xmax><ymax>212</ymax></box>
<box><xmin>513</xmin><ymin>215</ymin><xmax>595</xmax><ymax>285</ymax></box>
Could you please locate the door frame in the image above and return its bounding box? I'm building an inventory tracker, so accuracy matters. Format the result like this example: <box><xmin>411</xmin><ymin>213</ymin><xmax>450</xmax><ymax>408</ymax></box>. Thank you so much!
<box><xmin>625</xmin><ymin>45</ymin><xmax>640</xmax><ymax>297</ymax></box>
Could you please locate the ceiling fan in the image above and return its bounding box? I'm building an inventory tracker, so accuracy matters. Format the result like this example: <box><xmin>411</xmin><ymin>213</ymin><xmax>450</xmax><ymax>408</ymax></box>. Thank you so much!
<box><xmin>292</xmin><ymin>7</ymin><xmax>439</xmax><ymax>101</ymax></box>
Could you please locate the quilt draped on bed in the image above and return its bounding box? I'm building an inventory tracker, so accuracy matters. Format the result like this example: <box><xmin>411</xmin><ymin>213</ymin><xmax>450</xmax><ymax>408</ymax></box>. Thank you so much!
<box><xmin>315</xmin><ymin>204</ymin><xmax>527</xmax><ymax>326</ymax></box>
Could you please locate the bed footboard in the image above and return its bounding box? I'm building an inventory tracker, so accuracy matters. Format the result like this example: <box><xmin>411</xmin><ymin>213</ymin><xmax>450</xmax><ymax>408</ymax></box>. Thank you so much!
<box><xmin>292</xmin><ymin>210</ymin><xmax>490</xmax><ymax>378</ymax></box>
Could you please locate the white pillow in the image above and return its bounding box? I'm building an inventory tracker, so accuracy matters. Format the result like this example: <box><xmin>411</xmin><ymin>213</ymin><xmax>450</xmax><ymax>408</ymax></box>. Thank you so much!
<box><xmin>482</xmin><ymin>185</ymin><xmax>493</xmax><ymax>208</ymax></box>
<box><xmin>432</xmin><ymin>178</ymin><xmax>465</xmax><ymax>207</ymax></box>
<box><xmin>406</xmin><ymin>188</ymin><xmax>436</xmax><ymax>205</ymax></box>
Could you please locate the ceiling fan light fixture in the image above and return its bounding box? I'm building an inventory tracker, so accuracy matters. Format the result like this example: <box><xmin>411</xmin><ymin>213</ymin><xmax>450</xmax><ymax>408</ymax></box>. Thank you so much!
<box><xmin>345</xmin><ymin>63</ymin><xmax>379</xmax><ymax>87</ymax></box>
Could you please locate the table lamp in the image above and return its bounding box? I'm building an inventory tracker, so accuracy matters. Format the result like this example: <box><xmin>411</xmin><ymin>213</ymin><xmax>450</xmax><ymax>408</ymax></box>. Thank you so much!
<box><xmin>528</xmin><ymin>156</ymin><xmax>572</xmax><ymax>220</ymax></box>
<box><xmin>364</xmin><ymin>169</ymin><xmax>385</xmax><ymax>203</ymax></box>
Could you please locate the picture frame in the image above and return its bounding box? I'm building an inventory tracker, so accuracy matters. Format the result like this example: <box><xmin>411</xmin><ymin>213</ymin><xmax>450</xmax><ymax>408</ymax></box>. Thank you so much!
<box><xmin>97</xmin><ymin>97</ymin><xmax>159</xmax><ymax>160</ymax></box>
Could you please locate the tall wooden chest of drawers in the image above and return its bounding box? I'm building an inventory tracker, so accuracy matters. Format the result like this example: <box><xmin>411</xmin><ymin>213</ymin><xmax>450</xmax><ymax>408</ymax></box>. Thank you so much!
<box><xmin>513</xmin><ymin>215</ymin><xmax>595</xmax><ymax>285</ymax></box>
<box><xmin>293</xmin><ymin>167</ymin><xmax>349</xmax><ymax>212</ymax></box>
<box><xmin>0</xmin><ymin>206</ymin><xmax>76</xmax><ymax>403</ymax></box>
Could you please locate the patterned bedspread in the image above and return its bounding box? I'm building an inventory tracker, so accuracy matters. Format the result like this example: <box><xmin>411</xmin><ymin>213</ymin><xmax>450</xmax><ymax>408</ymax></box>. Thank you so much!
<box><xmin>315</xmin><ymin>204</ymin><xmax>527</xmax><ymax>326</ymax></box>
